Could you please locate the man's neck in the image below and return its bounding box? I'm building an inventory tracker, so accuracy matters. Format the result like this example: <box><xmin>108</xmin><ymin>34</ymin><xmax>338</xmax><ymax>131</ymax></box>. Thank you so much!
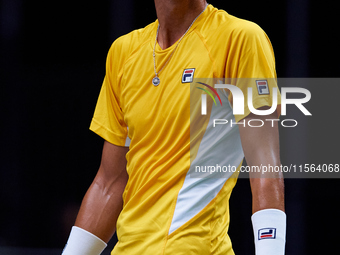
<box><xmin>154</xmin><ymin>0</ymin><xmax>207</xmax><ymax>49</ymax></box>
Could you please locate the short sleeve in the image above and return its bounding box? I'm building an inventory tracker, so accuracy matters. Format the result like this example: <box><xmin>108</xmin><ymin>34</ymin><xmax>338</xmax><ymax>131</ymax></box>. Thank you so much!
<box><xmin>90</xmin><ymin>40</ymin><xmax>129</xmax><ymax>146</ymax></box>
<box><xmin>225</xmin><ymin>22</ymin><xmax>281</xmax><ymax>122</ymax></box>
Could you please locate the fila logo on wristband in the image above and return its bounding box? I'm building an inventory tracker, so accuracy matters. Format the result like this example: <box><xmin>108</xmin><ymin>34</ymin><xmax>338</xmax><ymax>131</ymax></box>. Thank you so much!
<box><xmin>258</xmin><ymin>228</ymin><xmax>276</xmax><ymax>240</ymax></box>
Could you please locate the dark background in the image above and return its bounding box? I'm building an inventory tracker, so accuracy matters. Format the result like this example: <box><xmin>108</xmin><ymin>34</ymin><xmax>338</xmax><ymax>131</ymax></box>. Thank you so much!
<box><xmin>1</xmin><ymin>0</ymin><xmax>339</xmax><ymax>254</ymax></box>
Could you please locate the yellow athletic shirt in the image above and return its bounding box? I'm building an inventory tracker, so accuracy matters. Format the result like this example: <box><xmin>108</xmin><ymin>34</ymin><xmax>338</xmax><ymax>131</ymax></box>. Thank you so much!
<box><xmin>90</xmin><ymin>4</ymin><xmax>279</xmax><ymax>255</ymax></box>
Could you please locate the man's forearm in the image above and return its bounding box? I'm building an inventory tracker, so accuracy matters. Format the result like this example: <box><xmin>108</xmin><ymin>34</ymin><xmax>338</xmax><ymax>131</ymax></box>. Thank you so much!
<box><xmin>250</xmin><ymin>172</ymin><xmax>285</xmax><ymax>213</ymax></box>
<box><xmin>239</xmin><ymin>110</ymin><xmax>286</xmax><ymax>254</ymax></box>
<box><xmin>62</xmin><ymin>142</ymin><xmax>128</xmax><ymax>255</ymax></box>
<box><xmin>74</xmin><ymin>168</ymin><xmax>127</xmax><ymax>243</ymax></box>
<box><xmin>238</xmin><ymin>109</ymin><xmax>284</xmax><ymax>213</ymax></box>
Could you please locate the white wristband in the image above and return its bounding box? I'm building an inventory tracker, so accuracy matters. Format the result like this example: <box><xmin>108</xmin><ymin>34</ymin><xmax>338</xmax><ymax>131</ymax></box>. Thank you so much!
<box><xmin>62</xmin><ymin>226</ymin><xmax>107</xmax><ymax>255</ymax></box>
<box><xmin>251</xmin><ymin>209</ymin><xmax>286</xmax><ymax>255</ymax></box>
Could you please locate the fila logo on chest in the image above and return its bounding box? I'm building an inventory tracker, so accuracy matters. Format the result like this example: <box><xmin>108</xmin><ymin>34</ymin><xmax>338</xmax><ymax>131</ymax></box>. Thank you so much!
<box><xmin>182</xmin><ymin>68</ymin><xmax>195</xmax><ymax>83</ymax></box>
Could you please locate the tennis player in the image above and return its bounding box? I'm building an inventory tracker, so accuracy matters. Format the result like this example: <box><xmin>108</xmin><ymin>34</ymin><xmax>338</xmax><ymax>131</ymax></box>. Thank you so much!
<box><xmin>62</xmin><ymin>1</ymin><xmax>285</xmax><ymax>254</ymax></box>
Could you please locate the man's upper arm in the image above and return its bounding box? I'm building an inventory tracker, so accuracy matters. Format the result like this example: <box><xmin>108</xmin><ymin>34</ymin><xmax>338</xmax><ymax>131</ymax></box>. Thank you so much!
<box><xmin>238</xmin><ymin>110</ymin><xmax>281</xmax><ymax>173</ymax></box>
<box><xmin>97</xmin><ymin>141</ymin><xmax>129</xmax><ymax>185</ymax></box>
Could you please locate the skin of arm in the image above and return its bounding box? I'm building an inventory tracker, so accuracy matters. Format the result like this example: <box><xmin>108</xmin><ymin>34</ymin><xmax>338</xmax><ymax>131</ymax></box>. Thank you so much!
<box><xmin>238</xmin><ymin>108</ymin><xmax>285</xmax><ymax>214</ymax></box>
<box><xmin>74</xmin><ymin>141</ymin><xmax>129</xmax><ymax>243</ymax></box>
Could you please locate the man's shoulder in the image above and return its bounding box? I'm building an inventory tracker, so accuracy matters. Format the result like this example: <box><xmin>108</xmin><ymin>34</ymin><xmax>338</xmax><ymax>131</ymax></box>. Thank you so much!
<box><xmin>110</xmin><ymin>22</ymin><xmax>156</xmax><ymax>57</ymax></box>
<box><xmin>203</xmin><ymin>6</ymin><xmax>266</xmax><ymax>40</ymax></box>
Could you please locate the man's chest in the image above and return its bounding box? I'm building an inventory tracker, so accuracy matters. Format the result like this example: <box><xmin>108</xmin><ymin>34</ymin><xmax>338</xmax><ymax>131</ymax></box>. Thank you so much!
<box><xmin>118</xmin><ymin>41</ymin><xmax>221</xmax><ymax>134</ymax></box>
